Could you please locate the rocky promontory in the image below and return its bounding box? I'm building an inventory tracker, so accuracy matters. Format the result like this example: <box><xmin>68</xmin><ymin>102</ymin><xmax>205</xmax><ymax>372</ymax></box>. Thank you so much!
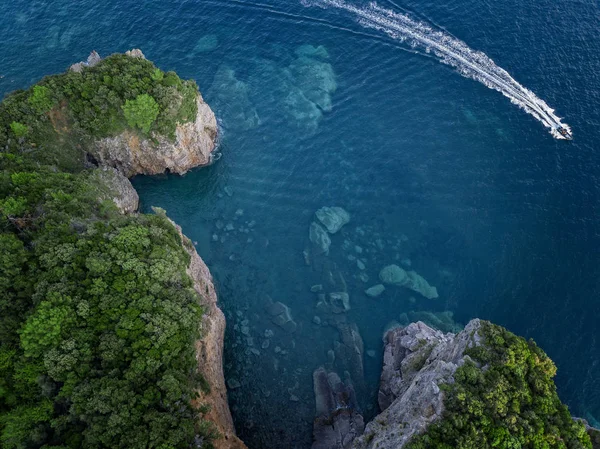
<box><xmin>355</xmin><ymin>320</ymin><xmax>482</xmax><ymax>449</ymax></box>
<box><xmin>310</xmin><ymin>319</ymin><xmax>594</xmax><ymax>449</ymax></box>
<box><xmin>0</xmin><ymin>50</ymin><xmax>242</xmax><ymax>449</ymax></box>
<box><xmin>76</xmin><ymin>50</ymin><xmax>219</xmax><ymax>176</ymax></box>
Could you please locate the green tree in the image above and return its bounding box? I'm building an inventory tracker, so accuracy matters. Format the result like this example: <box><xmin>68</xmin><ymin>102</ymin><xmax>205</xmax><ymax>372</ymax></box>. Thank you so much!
<box><xmin>9</xmin><ymin>122</ymin><xmax>27</xmax><ymax>138</ymax></box>
<box><xmin>28</xmin><ymin>85</ymin><xmax>54</xmax><ymax>113</ymax></box>
<box><xmin>122</xmin><ymin>93</ymin><xmax>160</xmax><ymax>133</ymax></box>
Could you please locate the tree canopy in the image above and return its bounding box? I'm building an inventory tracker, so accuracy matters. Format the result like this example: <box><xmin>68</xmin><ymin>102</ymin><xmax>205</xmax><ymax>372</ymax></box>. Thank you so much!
<box><xmin>0</xmin><ymin>56</ymin><xmax>216</xmax><ymax>449</ymax></box>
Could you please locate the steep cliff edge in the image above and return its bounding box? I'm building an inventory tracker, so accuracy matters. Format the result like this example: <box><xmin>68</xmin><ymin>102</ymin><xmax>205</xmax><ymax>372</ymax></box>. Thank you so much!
<box><xmin>311</xmin><ymin>319</ymin><xmax>594</xmax><ymax>449</ymax></box>
<box><xmin>354</xmin><ymin>320</ymin><xmax>483</xmax><ymax>449</ymax></box>
<box><xmin>170</xmin><ymin>218</ymin><xmax>247</xmax><ymax>449</ymax></box>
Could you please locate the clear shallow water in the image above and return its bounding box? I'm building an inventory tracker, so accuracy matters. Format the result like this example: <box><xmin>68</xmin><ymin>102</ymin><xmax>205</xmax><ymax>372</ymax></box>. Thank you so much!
<box><xmin>2</xmin><ymin>0</ymin><xmax>600</xmax><ymax>447</ymax></box>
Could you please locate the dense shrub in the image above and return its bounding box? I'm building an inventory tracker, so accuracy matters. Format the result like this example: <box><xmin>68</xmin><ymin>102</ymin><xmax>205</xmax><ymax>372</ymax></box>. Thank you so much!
<box><xmin>406</xmin><ymin>322</ymin><xmax>592</xmax><ymax>449</ymax></box>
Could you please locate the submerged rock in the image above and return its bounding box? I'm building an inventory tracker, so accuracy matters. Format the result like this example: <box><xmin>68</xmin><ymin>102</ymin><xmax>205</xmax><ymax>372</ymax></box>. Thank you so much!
<box><xmin>295</xmin><ymin>44</ymin><xmax>330</xmax><ymax>60</ymax></box>
<box><xmin>316</xmin><ymin>206</ymin><xmax>351</xmax><ymax>234</ymax></box>
<box><xmin>334</xmin><ymin>322</ymin><xmax>365</xmax><ymax>389</ymax></box>
<box><xmin>364</xmin><ymin>284</ymin><xmax>385</xmax><ymax>298</ymax></box>
<box><xmin>379</xmin><ymin>265</ymin><xmax>438</xmax><ymax>299</ymax></box>
<box><xmin>312</xmin><ymin>367</ymin><xmax>364</xmax><ymax>449</ymax></box>
<box><xmin>209</xmin><ymin>65</ymin><xmax>261</xmax><ymax>131</ymax></box>
<box><xmin>265</xmin><ymin>300</ymin><xmax>297</xmax><ymax>333</ymax></box>
<box><xmin>287</xmin><ymin>55</ymin><xmax>337</xmax><ymax>112</ymax></box>
<box><xmin>329</xmin><ymin>292</ymin><xmax>351</xmax><ymax>314</ymax></box>
<box><xmin>310</xmin><ymin>222</ymin><xmax>332</xmax><ymax>255</ymax></box>
<box><xmin>193</xmin><ymin>34</ymin><xmax>219</xmax><ymax>53</ymax></box>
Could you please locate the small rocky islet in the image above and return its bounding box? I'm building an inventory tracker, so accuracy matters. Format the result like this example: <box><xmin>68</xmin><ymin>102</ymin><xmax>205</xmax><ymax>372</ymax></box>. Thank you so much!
<box><xmin>0</xmin><ymin>51</ymin><xmax>597</xmax><ymax>449</ymax></box>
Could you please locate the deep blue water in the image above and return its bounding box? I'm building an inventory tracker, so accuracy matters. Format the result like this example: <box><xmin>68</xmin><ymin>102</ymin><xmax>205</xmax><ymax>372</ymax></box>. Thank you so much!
<box><xmin>2</xmin><ymin>0</ymin><xmax>600</xmax><ymax>447</ymax></box>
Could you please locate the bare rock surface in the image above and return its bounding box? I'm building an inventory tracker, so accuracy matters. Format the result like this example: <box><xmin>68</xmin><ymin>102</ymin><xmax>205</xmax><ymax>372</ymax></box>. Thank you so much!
<box><xmin>353</xmin><ymin>320</ymin><xmax>483</xmax><ymax>449</ymax></box>
<box><xmin>312</xmin><ymin>367</ymin><xmax>365</xmax><ymax>449</ymax></box>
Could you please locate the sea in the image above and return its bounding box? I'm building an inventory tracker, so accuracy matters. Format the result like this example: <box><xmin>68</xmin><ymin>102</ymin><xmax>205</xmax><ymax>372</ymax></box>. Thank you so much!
<box><xmin>1</xmin><ymin>0</ymin><xmax>599</xmax><ymax>447</ymax></box>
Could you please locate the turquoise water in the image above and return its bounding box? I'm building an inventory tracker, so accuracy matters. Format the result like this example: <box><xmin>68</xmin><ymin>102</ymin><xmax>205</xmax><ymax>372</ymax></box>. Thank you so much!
<box><xmin>2</xmin><ymin>0</ymin><xmax>600</xmax><ymax>447</ymax></box>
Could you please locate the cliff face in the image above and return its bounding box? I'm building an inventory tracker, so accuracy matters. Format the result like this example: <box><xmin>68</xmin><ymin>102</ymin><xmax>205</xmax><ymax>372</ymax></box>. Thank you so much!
<box><xmin>92</xmin><ymin>93</ymin><xmax>218</xmax><ymax>176</ymax></box>
<box><xmin>171</xmin><ymin>220</ymin><xmax>247</xmax><ymax>449</ymax></box>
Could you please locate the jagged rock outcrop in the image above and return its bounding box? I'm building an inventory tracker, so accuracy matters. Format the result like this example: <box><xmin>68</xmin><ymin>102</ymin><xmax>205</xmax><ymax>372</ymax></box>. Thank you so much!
<box><xmin>312</xmin><ymin>367</ymin><xmax>364</xmax><ymax>449</ymax></box>
<box><xmin>69</xmin><ymin>50</ymin><xmax>102</xmax><ymax>72</ymax></box>
<box><xmin>353</xmin><ymin>320</ymin><xmax>483</xmax><ymax>449</ymax></box>
<box><xmin>170</xmin><ymin>219</ymin><xmax>247</xmax><ymax>449</ymax></box>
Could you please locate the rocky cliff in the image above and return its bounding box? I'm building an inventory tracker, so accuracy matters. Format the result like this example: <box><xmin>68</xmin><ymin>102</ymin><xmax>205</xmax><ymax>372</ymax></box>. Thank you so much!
<box><xmin>92</xmin><ymin>92</ymin><xmax>217</xmax><ymax>176</ymax></box>
<box><xmin>86</xmin><ymin>57</ymin><xmax>243</xmax><ymax>448</ymax></box>
<box><xmin>171</xmin><ymin>219</ymin><xmax>247</xmax><ymax>449</ymax></box>
<box><xmin>354</xmin><ymin>320</ymin><xmax>482</xmax><ymax>449</ymax></box>
<box><xmin>310</xmin><ymin>318</ymin><xmax>594</xmax><ymax>449</ymax></box>
<box><xmin>74</xmin><ymin>49</ymin><xmax>219</xmax><ymax>177</ymax></box>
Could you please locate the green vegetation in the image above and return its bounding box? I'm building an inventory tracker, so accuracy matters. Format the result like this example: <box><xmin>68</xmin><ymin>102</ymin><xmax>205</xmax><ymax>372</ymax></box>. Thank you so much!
<box><xmin>123</xmin><ymin>94</ymin><xmax>160</xmax><ymax>133</ymax></box>
<box><xmin>406</xmin><ymin>322</ymin><xmax>592</xmax><ymax>449</ymax></box>
<box><xmin>0</xmin><ymin>53</ymin><xmax>198</xmax><ymax>171</ymax></box>
<box><xmin>0</xmin><ymin>55</ymin><xmax>214</xmax><ymax>449</ymax></box>
<box><xmin>9</xmin><ymin>122</ymin><xmax>28</xmax><ymax>138</ymax></box>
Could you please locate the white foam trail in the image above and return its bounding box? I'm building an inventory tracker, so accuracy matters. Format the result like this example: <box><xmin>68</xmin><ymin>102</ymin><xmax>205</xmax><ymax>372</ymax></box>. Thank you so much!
<box><xmin>307</xmin><ymin>0</ymin><xmax>572</xmax><ymax>139</ymax></box>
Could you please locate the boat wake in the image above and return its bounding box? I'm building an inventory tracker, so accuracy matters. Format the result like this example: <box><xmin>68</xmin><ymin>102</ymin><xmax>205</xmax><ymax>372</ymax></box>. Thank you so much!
<box><xmin>304</xmin><ymin>0</ymin><xmax>572</xmax><ymax>140</ymax></box>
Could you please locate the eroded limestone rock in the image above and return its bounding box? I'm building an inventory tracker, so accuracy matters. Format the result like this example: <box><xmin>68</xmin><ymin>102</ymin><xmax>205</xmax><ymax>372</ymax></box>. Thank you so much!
<box><xmin>92</xmin><ymin>93</ymin><xmax>217</xmax><ymax>177</ymax></box>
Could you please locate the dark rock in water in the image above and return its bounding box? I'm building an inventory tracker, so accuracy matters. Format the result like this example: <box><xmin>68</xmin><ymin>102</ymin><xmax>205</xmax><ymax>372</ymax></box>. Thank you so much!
<box><xmin>265</xmin><ymin>298</ymin><xmax>297</xmax><ymax>333</ymax></box>
<box><xmin>334</xmin><ymin>322</ymin><xmax>364</xmax><ymax>390</ymax></box>
<box><xmin>310</xmin><ymin>221</ymin><xmax>332</xmax><ymax>255</ymax></box>
<box><xmin>329</xmin><ymin>292</ymin><xmax>350</xmax><ymax>314</ymax></box>
<box><xmin>312</xmin><ymin>367</ymin><xmax>364</xmax><ymax>449</ymax></box>
<box><xmin>315</xmin><ymin>207</ymin><xmax>350</xmax><ymax>234</ymax></box>
<box><xmin>227</xmin><ymin>378</ymin><xmax>242</xmax><ymax>390</ymax></box>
